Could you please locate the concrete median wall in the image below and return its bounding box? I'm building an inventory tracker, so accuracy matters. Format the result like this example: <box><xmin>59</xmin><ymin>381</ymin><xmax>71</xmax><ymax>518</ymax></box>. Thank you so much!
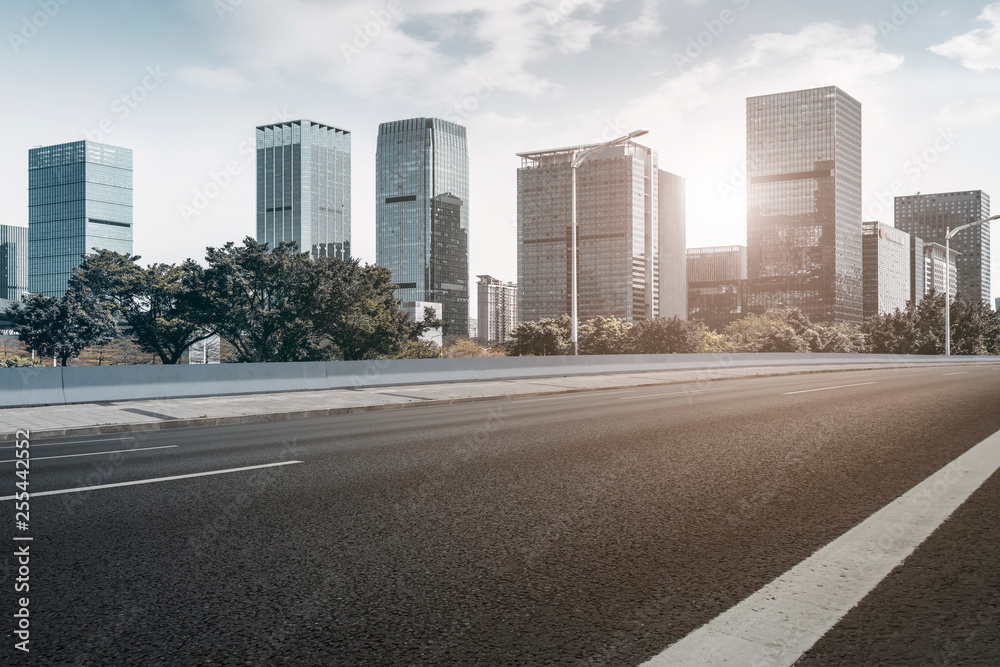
<box><xmin>1</xmin><ymin>353</ymin><xmax>998</xmax><ymax>408</ymax></box>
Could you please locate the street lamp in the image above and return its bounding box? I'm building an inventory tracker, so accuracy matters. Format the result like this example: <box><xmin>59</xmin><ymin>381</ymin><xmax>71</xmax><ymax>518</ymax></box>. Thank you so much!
<box><xmin>943</xmin><ymin>213</ymin><xmax>1000</xmax><ymax>355</ymax></box>
<box><xmin>569</xmin><ymin>129</ymin><xmax>648</xmax><ymax>355</ymax></box>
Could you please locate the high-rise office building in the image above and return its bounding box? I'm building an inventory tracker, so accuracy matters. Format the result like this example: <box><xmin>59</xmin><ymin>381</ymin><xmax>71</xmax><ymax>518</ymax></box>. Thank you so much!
<box><xmin>687</xmin><ymin>245</ymin><xmax>747</xmax><ymax>332</ymax></box>
<box><xmin>894</xmin><ymin>190</ymin><xmax>990</xmax><ymax>303</ymax></box>
<box><xmin>862</xmin><ymin>222</ymin><xmax>910</xmax><ymax>318</ymax></box>
<box><xmin>909</xmin><ymin>235</ymin><xmax>926</xmax><ymax>306</ymax></box>
<box><xmin>477</xmin><ymin>275</ymin><xmax>518</xmax><ymax>345</ymax></box>
<box><xmin>376</xmin><ymin>118</ymin><xmax>469</xmax><ymax>337</ymax></box>
<box><xmin>256</xmin><ymin>119</ymin><xmax>351</xmax><ymax>261</ymax></box>
<box><xmin>746</xmin><ymin>86</ymin><xmax>863</xmax><ymax>324</ymax></box>
<box><xmin>401</xmin><ymin>301</ymin><xmax>444</xmax><ymax>346</ymax></box>
<box><xmin>0</xmin><ymin>225</ymin><xmax>29</xmax><ymax>304</ymax></box>
<box><xmin>924</xmin><ymin>242</ymin><xmax>958</xmax><ymax>298</ymax></box>
<box><xmin>516</xmin><ymin>140</ymin><xmax>685</xmax><ymax>323</ymax></box>
<box><xmin>28</xmin><ymin>141</ymin><xmax>133</xmax><ymax>297</ymax></box>
<box><xmin>995</xmin><ymin>296</ymin><xmax>999</xmax><ymax>312</ymax></box>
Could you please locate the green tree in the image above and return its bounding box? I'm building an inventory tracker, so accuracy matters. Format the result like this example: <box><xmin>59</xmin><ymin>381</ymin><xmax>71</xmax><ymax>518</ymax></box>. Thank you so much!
<box><xmin>196</xmin><ymin>239</ymin><xmax>324</xmax><ymax>363</ymax></box>
<box><xmin>628</xmin><ymin>316</ymin><xmax>707</xmax><ymax>354</ymax></box>
<box><xmin>4</xmin><ymin>292</ymin><xmax>117</xmax><ymax>366</ymax></box>
<box><xmin>507</xmin><ymin>315</ymin><xmax>572</xmax><ymax>356</ymax></box>
<box><xmin>70</xmin><ymin>250</ymin><xmax>210</xmax><ymax>364</ymax></box>
<box><xmin>578</xmin><ymin>316</ymin><xmax>632</xmax><ymax>355</ymax></box>
<box><xmin>395</xmin><ymin>340</ymin><xmax>443</xmax><ymax>359</ymax></box>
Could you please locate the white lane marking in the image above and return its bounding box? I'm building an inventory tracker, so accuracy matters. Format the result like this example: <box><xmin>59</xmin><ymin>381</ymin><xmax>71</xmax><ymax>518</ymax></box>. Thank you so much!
<box><xmin>511</xmin><ymin>395</ymin><xmax>576</xmax><ymax>403</ymax></box>
<box><xmin>619</xmin><ymin>388</ymin><xmax>723</xmax><ymax>400</ymax></box>
<box><xmin>0</xmin><ymin>436</ymin><xmax>137</xmax><ymax>450</ymax></box>
<box><xmin>782</xmin><ymin>382</ymin><xmax>876</xmax><ymax>395</ymax></box>
<box><xmin>642</xmin><ymin>427</ymin><xmax>1000</xmax><ymax>667</ymax></box>
<box><xmin>942</xmin><ymin>371</ymin><xmax>968</xmax><ymax>376</ymax></box>
<box><xmin>0</xmin><ymin>461</ymin><xmax>303</xmax><ymax>501</ymax></box>
<box><xmin>0</xmin><ymin>445</ymin><xmax>177</xmax><ymax>464</ymax></box>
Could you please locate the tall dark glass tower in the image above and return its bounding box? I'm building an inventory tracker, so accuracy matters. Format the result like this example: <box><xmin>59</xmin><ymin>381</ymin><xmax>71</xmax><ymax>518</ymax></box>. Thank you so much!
<box><xmin>894</xmin><ymin>190</ymin><xmax>990</xmax><ymax>303</ymax></box>
<box><xmin>376</xmin><ymin>118</ymin><xmax>469</xmax><ymax>337</ymax></box>
<box><xmin>746</xmin><ymin>86</ymin><xmax>863</xmax><ymax>324</ymax></box>
<box><xmin>0</xmin><ymin>225</ymin><xmax>28</xmax><ymax>304</ymax></box>
<box><xmin>28</xmin><ymin>141</ymin><xmax>133</xmax><ymax>297</ymax></box>
<box><xmin>256</xmin><ymin>120</ymin><xmax>351</xmax><ymax>261</ymax></box>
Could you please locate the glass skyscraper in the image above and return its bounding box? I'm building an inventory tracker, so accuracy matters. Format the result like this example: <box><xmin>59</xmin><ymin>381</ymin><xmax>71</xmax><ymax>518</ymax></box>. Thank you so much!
<box><xmin>687</xmin><ymin>245</ymin><xmax>748</xmax><ymax>332</ymax></box>
<box><xmin>256</xmin><ymin>120</ymin><xmax>351</xmax><ymax>261</ymax></box>
<box><xmin>376</xmin><ymin>118</ymin><xmax>469</xmax><ymax>337</ymax></box>
<box><xmin>516</xmin><ymin>140</ymin><xmax>685</xmax><ymax>323</ymax></box>
<box><xmin>894</xmin><ymin>190</ymin><xmax>990</xmax><ymax>303</ymax></box>
<box><xmin>28</xmin><ymin>141</ymin><xmax>133</xmax><ymax>297</ymax></box>
<box><xmin>862</xmin><ymin>221</ymin><xmax>910</xmax><ymax>318</ymax></box>
<box><xmin>0</xmin><ymin>224</ymin><xmax>29</xmax><ymax>304</ymax></box>
<box><xmin>746</xmin><ymin>86</ymin><xmax>863</xmax><ymax>324</ymax></box>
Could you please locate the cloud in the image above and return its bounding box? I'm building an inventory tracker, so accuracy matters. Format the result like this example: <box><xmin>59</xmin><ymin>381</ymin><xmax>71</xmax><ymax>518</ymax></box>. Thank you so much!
<box><xmin>175</xmin><ymin>66</ymin><xmax>249</xmax><ymax>92</ymax></box>
<box><xmin>930</xmin><ymin>2</ymin><xmax>1000</xmax><ymax>72</ymax></box>
<box><xmin>608</xmin><ymin>0</ymin><xmax>664</xmax><ymax>43</ymax></box>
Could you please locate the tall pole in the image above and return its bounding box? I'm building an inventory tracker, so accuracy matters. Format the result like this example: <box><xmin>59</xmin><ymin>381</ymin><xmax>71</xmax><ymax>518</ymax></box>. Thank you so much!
<box><xmin>570</xmin><ymin>162</ymin><xmax>579</xmax><ymax>355</ymax></box>
<box><xmin>944</xmin><ymin>229</ymin><xmax>950</xmax><ymax>357</ymax></box>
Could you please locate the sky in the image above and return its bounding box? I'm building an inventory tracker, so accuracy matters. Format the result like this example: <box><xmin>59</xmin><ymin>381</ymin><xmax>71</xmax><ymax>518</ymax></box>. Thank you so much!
<box><xmin>2</xmin><ymin>0</ymin><xmax>999</xmax><ymax>308</ymax></box>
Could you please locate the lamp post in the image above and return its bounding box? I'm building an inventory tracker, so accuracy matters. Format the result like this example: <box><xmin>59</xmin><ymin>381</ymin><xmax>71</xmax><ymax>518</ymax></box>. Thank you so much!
<box><xmin>943</xmin><ymin>213</ymin><xmax>1000</xmax><ymax>356</ymax></box>
<box><xmin>569</xmin><ymin>129</ymin><xmax>648</xmax><ymax>355</ymax></box>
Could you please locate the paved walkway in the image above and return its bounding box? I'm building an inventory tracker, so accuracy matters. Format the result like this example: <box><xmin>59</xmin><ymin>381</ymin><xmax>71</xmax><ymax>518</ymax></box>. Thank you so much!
<box><xmin>0</xmin><ymin>362</ymin><xmax>976</xmax><ymax>441</ymax></box>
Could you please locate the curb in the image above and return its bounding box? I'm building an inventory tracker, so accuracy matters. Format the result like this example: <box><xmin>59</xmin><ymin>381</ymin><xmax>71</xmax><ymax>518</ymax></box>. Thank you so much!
<box><xmin>5</xmin><ymin>363</ymin><xmax>989</xmax><ymax>442</ymax></box>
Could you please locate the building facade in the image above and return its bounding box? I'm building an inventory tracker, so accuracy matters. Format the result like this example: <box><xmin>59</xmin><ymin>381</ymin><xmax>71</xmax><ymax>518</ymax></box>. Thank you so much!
<box><xmin>477</xmin><ymin>275</ymin><xmax>518</xmax><ymax>345</ymax></box>
<box><xmin>909</xmin><ymin>235</ymin><xmax>926</xmax><ymax>306</ymax></box>
<box><xmin>924</xmin><ymin>242</ymin><xmax>958</xmax><ymax>298</ymax></box>
<box><xmin>28</xmin><ymin>141</ymin><xmax>133</xmax><ymax>298</ymax></box>
<box><xmin>376</xmin><ymin>118</ymin><xmax>469</xmax><ymax>337</ymax></box>
<box><xmin>894</xmin><ymin>190</ymin><xmax>990</xmax><ymax>303</ymax></box>
<box><xmin>862</xmin><ymin>222</ymin><xmax>910</xmax><ymax>318</ymax></box>
<box><xmin>687</xmin><ymin>245</ymin><xmax>747</xmax><ymax>332</ymax></box>
<box><xmin>746</xmin><ymin>86</ymin><xmax>864</xmax><ymax>324</ymax></box>
<box><xmin>0</xmin><ymin>225</ymin><xmax>29</xmax><ymax>303</ymax></box>
<box><xmin>516</xmin><ymin>140</ymin><xmax>685</xmax><ymax>323</ymax></box>
<box><xmin>256</xmin><ymin>119</ymin><xmax>351</xmax><ymax>261</ymax></box>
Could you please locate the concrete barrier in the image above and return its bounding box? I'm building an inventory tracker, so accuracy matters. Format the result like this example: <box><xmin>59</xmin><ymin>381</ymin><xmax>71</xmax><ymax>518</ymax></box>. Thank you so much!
<box><xmin>1</xmin><ymin>353</ymin><xmax>998</xmax><ymax>408</ymax></box>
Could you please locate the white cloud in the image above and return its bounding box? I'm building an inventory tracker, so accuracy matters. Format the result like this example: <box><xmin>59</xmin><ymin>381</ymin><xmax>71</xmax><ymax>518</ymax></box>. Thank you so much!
<box><xmin>930</xmin><ymin>3</ymin><xmax>1000</xmax><ymax>72</ymax></box>
<box><xmin>175</xmin><ymin>66</ymin><xmax>248</xmax><ymax>93</ymax></box>
<box><xmin>609</xmin><ymin>0</ymin><xmax>664</xmax><ymax>43</ymax></box>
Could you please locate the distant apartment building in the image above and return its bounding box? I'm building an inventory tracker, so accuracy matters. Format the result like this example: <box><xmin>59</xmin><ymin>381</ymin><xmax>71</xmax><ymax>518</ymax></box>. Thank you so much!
<box><xmin>469</xmin><ymin>318</ymin><xmax>478</xmax><ymax>340</ymax></box>
<box><xmin>995</xmin><ymin>296</ymin><xmax>999</xmax><ymax>312</ymax></box>
<box><xmin>477</xmin><ymin>275</ymin><xmax>518</xmax><ymax>344</ymax></box>
<box><xmin>376</xmin><ymin>118</ymin><xmax>469</xmax><ymax>337</ymax></box>
<box><xmin>28</xmin><ymin>141</ymin><xmax>133</xmax><ymax>297</ymax></box>
<box><xmin>401</xmin><ymin>300</ymin><xmax>443</xmax><ymax>346</ymax></box>
<box><xmin>862</xmin><ymin>222</ymin><xmax>910</xmax><ymax>318</ymax></box>
<box><xmin>0</xmin><ymin>225</ymin><xmax>28</xmax><ymax>304</ymax></box>
<box><xmin>256</xmin><ymin>119</ymin><xmax>351</xmax><ymax>261</ymax></box>
<box><xmin>516</xmin><ymin>140</ymin><xmax>685</xmax><ymax>323</ymax></box>
<box><xmin>746</xmin><ymin>86</ymin><xmax>864</xmax><ymax>324</ymax></box>
<box><xmin>687</xmin><ymin>245</ymin><xmax>747</xmax><ymax>332</ymax></box>
<box><xmin>894</xmin><ymin>190</ymin><xmax>990</xmax><ymax>303</ymax></box>
<box><xmin>924</xmin><ymin>242</ymin><xmax>958</xmax><ymax>298</ymax></box>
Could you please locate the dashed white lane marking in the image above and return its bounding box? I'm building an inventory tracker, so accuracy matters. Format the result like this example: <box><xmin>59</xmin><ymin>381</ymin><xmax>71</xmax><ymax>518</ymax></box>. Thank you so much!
<box><xmin>942</xmin><ymin>371</ymin><xmax>968</xmax><ymax>376</ymax></box>
<box><xmin>782</xmin><ymin>382</ymin><xmax>876</xmax><ymax>395</ymax></box>
<box><xmin>0</xmin><ymin>461</ymin><xmax>303</xmax><ymax>501</ymax></box>
<box><xmin>642</xmin><ymin>427</ymin><xmax>1000</xmax><ymax>667</ymax></box>
<box><xmin>619</xmin><ymin>388</ymin><xmax>723</xmax><ymax>400</ymax></box>
<box><xmin>0</xmin><ymin>436</ymin><xmax>137</xmax><ymax>450</ymax></box>
<box><xmin>0</xmin><ymin>445</ymin><xmax>177</xmax><ymax>464</ymax></box>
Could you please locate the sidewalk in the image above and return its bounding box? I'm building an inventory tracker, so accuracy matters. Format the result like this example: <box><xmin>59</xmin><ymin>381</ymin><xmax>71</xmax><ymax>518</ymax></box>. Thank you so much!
<box><xmin>0</xmin><ymin>362</ymin><xmax>980</xmax><ymax>441</ymax></box>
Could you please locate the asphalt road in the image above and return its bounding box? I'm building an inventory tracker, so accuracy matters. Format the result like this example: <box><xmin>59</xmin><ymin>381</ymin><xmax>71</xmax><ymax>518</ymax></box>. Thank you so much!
<box><xmin>2</xmin><ymin>364</ymin><xmax>999</xmax><ymax>665</ymax></box>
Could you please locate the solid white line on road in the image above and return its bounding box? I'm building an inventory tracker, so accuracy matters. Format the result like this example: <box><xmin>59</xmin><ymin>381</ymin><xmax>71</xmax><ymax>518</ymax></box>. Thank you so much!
<box><xmin>782</xmin><ymin>382</ymin><xmax>876</xmax><ymax>395</ymax></box>
<box><xmin>0</xmin><ymin>445</ymin><xmax>177</xmax><ymax>464</ymax></box>
<box><xmin>641</xmin><ymin>427</ymin><xmax>1000</xmax><ymax>667</ymax></box>
<box><xmin>619</xmin><ymin>388</ymin><xmax>723</xmax><ymax>400</ymax></box>
<box><xmin>0</xmin><ymin>461</ymin><xmax>304</xmax><ymax>501</ymax></box>
<box><xmin>0</xmin><ymin>436</ymin><xmax>138</xmax><ymax>450</ymax></box>
<box><xmin>942</xmin><ymin>371</ymin><xmax>968</xmax><ymax>376</ymax></box>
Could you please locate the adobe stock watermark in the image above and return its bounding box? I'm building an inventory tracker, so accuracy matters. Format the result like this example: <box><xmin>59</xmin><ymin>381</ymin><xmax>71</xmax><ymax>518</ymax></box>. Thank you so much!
<box><xmin>864</xmin><ymin>127</ymin><xmax>958</xmax><ymax>221</ymax></box>
<box><xmin>8</xmin><ymin>0</ymin><xmax>72</xmax><ymax>54</ymax></box>
<box><xmin>443</xmin><ymin>74</ymin><xmax>500</xmax><ymax>125</ymax></box>
<box><xmin>877</xmin><ymin>0</ymin><xmax>930</xmax><ymax>38</ymax></box>
<box><xmin>341</xmin><ymin>1</ymin><xmax>403</xmax><ymax>63</ymax></box>
<box><xmin>179</xmin><ymin>107</ymin><xmax>293</xmax><ymax>224</ymax></box>
<box><xmin>674</xmin><ymin>0</ymin><xmax>752</xmax><ymax>73</ymax></box>
<box><xmin>83</xmin><ymin>66</ymin><xmax>169</xmax><ymax>143</ymax></box>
